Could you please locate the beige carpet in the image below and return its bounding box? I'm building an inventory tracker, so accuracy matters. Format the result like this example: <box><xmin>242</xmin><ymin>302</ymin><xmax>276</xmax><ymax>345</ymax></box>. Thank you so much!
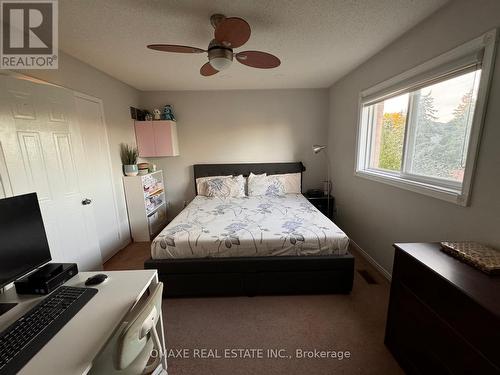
<box><xmin>105</xmin><ymin>243</ymin><xmax>403</xmax><ymax>374</ymax></box>
<box><xmin>162</xmin><ymin>257</ymin><xmax>402</xmax><ymax>374</ymax></box>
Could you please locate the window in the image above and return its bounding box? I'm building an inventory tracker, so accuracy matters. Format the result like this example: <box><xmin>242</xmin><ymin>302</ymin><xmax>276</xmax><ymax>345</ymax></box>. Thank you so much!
<box><xmin>356</xmin><ymin>30</ymin><xmax>497</xmax><ymax>206</ymax></box>
<box><xmin>365</xmin><ymin>70</ymin><xmax>480</xmax><ymax>185</ymax></box>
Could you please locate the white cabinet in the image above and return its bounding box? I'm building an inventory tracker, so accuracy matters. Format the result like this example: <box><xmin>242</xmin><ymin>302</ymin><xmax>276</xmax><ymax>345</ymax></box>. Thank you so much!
<box><xmin>123</xmin><ymin>171</ymin><xmax>167</xmax><ymax>242</ymax></box>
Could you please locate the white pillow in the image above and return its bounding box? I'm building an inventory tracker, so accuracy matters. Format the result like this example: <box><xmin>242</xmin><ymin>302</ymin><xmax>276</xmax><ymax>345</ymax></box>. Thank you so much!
<box><xmin>196</xmin><ymin>175</ymin><xmax>232</xmax><ymax>196</ymax></box>
<box><xmin>248</xmin><ymin>173</ymin><xmax>286</xmax><ymax>197</ymax></box>
<box><xmin>247</xmin><ymin>173</ymin><xmax>265</xmax><ymax>195</ymax></box>
<box><xmin>206</xmin><ymin>175</ymin><xmax>245</xmax><ymax>198</ymax></box>
<box><xmin>273</xmin><ymin>172</ymin><xmax>301</xmax><ymax>194</ymax></box>
<box><xmin>247</xmin><ymin>172</ymin><xmax>266</xmax><ymax>183</ymax></box>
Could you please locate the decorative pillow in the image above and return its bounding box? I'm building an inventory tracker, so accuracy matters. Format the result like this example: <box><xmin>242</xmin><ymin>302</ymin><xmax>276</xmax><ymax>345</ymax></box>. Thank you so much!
<box><xmin>231</xmin><ymin>175</ymin><xmax>246</xmax><ymax>197</ymax></box>
<box><xmin>248</xmin><ymin>173</ymin><xmax>286</xmax><ymax>197</ymax></box>
<box><xmin>196</xmin><ymin>175</ymin><xmax>232</xmax><ymax>196</ymax></box>
<box><xmin>247</xmin><ymin>173</ymin><xmax>266</xmax><ymax>195</ymax></box>
<box><xmin>247</xmin><ymin>172</ymin><xmax>266</xmax><ymax>180</ymax></box>
<box><xmin>273</xmin><ymin>172</ymin><xmax>301</xmax><ymax>194</ymax></box>
<box><xmin>247</xmin><ymin>172</ymin><xmax>265</xmax><ymax>184</ymax></box>
<box><xmin>206</xmin><ymin>175</ymin><xmax>245</xmax><ymax>198</ymax></box>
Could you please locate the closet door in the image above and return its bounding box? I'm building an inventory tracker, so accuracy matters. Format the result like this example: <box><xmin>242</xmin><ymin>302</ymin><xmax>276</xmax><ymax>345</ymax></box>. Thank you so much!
<box><xmin>0</xmin><ymin>74</ymin><xmax>102</xmax><ymax>271</ymax></box>
<box><xmin>74</xmin><ymin>94</ymin><xmax>123</xmax><ymax>262</ymax></box>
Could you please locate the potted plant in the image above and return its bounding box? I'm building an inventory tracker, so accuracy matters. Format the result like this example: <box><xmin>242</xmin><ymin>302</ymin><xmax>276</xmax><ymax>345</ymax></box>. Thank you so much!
<box><xmin>120</xmin><ymin>143</ymin><xmax>139</xmax><ymax>176</ymax></box>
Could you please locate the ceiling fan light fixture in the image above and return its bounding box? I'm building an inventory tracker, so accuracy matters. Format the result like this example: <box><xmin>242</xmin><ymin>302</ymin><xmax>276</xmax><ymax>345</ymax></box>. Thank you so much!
<box><xmin>208</xmin><ymin>47</ymin><xmax>233</xmax><ymax>71</ymax></box>
<box><xmin>147</xmin><ymin>14</ymin><xmax>280</xmax><ymax>77</ymax></box>
<box><xmin>209</xmin><ymin>56</ymin><xmax>232</xmax><ymax>71</ymax></box>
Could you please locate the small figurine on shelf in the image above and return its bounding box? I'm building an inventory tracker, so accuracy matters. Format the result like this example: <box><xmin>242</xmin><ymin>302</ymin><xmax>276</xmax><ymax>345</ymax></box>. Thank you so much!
<box><xmin>152</xmin><ymin>108</ymin><xmax>161</xmax><ymax>120</ymax></box>
<box><xmin>161</xmin><ymin>105</ymin><xmax>176</xmax><ymax>121</ymax></box>
<box><xmin>144</xmin><ymin>111</ymin><xmax>153</xmax><ymax>121</ymax></box>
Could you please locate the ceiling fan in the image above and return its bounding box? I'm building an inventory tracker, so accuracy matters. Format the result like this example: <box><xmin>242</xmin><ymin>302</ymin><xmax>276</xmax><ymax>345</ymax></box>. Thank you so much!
<box><xmin>147</xmin><ymin>14</ymin><xmax>281</xmax><ymax>76</ymax></box>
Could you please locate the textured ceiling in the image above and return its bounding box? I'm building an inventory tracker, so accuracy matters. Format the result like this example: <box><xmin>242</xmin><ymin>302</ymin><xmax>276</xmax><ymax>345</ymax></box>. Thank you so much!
<box><xmin>59</xmin><ymin>0</ymin><xmax>449</xmax><ymax>91</ymax></box>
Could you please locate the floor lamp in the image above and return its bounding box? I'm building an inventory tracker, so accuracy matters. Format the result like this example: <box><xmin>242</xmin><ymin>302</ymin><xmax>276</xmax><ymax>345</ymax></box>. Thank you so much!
<box><xmin>312</xmin><ymin>144</ymin><xmax>331</xmax><ymax>219</ymax></box>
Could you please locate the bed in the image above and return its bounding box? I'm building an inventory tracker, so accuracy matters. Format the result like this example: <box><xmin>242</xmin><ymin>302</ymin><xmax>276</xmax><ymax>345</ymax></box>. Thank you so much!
<box><xmin>144</xmin><ymin>162</ymin><xmax>354</xmax><ymax>297</ymax></box>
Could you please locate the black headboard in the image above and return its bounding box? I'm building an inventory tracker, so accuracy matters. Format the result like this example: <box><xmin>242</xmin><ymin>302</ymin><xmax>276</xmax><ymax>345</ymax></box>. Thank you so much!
<box><xmin>193</xmin><ymin>162</ymin><xmax>306</xmax><ymax>195</ymax></box>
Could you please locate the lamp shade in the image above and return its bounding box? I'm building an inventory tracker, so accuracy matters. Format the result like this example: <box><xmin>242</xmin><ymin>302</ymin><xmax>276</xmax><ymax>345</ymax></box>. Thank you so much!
<box><xmin>312</xmin><ymin>145</ymin><xmax>327</xmax><ymax>154</ymax></box>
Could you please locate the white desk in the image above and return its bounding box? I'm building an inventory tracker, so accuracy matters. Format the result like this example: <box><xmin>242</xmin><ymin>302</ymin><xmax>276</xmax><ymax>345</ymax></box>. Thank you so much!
<box><xmin>0</xmin><ymin>270</ymin><xmax>167</xmax><ymax>374</ymax></box>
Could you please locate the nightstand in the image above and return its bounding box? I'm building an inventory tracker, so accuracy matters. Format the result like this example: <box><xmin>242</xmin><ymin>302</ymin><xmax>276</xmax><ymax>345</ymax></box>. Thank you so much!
<box><xmin>305</xmin><ymin>194</ymin><xmax>336</xmax><ymax>220</ymax></box>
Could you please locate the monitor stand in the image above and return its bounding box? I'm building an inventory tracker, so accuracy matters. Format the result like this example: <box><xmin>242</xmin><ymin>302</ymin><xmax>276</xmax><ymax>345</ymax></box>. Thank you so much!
<box><xmin>0</xmin><ymin>302</ymin><xmax>17</xmax><ymax>316</ymax></box>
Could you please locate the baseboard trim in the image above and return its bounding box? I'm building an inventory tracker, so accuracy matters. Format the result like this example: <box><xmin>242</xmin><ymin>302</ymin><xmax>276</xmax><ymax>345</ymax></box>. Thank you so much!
<box><xmin>101</xmin><ymin>239</ymin><xmax>132</xmax><ymax>264</ymax></box>
<box><xmin>349</xmin><ymin>240</ymin><xmax>392</xmax><ymax>281</ymax></box>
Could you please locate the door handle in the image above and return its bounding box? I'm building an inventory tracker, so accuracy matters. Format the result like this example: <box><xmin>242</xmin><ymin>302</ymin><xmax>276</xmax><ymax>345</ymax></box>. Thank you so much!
<box><xmin>82</xmin><ymin>198</ymin><xmax>92</xmax><ymax>205</ymax></box>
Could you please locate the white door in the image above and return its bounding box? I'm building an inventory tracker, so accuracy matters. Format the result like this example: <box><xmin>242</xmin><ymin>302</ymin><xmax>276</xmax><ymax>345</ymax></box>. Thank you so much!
<box><xmin>74</xmin><ymin>94</ymin><xmax>123</xmax><ymax>262</ymax></box>
<box><xmin>0</xmin><ymin>73</ymin><xmax>102</xmax><ymax>271</ymax></box>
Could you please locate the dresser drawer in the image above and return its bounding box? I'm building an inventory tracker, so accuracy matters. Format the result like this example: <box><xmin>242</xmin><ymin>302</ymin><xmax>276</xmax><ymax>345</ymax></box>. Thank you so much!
<box><xmin>393</xmin><ymin>249</ymin><xmax>500</xmax><ymax>367</ymax></box>
<box><xmin>386</xmin><ymin>281</ymin><xmax>499</xmax><ymax>374</ymax></box>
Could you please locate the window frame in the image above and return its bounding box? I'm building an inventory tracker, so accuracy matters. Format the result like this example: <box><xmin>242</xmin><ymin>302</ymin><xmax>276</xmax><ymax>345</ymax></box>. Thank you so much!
<box><xmin>355</xmin><ymin>29</ymin><xmax>498</xmax><ymax>206</ymax></box>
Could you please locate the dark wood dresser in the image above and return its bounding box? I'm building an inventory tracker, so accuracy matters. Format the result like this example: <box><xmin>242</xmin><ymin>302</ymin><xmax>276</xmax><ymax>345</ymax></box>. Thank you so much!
<box><xmin>385</xmin><ymin>243</ymin><xmax>500</xmax><ymax>374</ymax></box>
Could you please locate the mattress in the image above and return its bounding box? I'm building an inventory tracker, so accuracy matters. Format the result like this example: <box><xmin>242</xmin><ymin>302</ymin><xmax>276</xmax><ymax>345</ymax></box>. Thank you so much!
<box><xmin>151</xmin><ymin>194</ymin><xmax>349</xmax><ymax>259</ymax></box>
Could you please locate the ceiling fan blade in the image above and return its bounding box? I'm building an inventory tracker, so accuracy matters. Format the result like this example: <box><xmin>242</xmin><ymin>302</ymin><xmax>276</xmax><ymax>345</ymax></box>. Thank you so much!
<box><xmin>200</xmin><ymin>62</ymin><xmax>219</xmax><ymax>76</ymax></box>
<box><xmin>214</xmin><ymin>17</ymin><xmax>251</xmax><ymax>48</ymax></box>
<box><xmin>147</xmin><ymin>44</ymin><xmax>205</xmax><ymax>53</ymax></box>
<box><xmin>236</xmin><ymin>51</ymin><xmax>281</xmax><ymax>69</ymax></box>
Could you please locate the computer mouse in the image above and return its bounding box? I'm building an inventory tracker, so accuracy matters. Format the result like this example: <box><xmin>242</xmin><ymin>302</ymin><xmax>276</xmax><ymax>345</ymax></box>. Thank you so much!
<box><xmin>85</xmin><ymin>274</ymin><xmax>108</xmax><ymax>286</ymax></box>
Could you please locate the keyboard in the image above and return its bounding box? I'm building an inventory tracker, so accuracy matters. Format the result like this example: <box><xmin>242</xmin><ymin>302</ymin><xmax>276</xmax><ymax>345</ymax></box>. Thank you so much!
<box><xmin>0</xmin><ymin>286</ymin><xmax>98</xmax><ymax>374</ymax></box>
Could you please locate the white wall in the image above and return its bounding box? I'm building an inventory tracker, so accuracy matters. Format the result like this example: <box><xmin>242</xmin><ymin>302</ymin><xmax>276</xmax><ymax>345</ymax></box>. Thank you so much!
<box><xmin>328</xmin><ymin>0</ymin><xmax>500</xmax><ymax>274</ymax></box>
<box><xmin>140</xmin><ymin>89</ymin><xmax>330</xmax><ymax>217</ymax></box>
<box><xmin>21</xmin><ymin>51</ymin><xmax>140</xmax><ymax>250</ymax></box>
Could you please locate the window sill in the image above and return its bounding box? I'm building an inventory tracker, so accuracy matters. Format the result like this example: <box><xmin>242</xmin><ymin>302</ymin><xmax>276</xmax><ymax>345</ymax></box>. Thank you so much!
<box><xmin>354</xmin><ymin>169</ymin><xmax>468</xmax><ymax>206</ymax></box>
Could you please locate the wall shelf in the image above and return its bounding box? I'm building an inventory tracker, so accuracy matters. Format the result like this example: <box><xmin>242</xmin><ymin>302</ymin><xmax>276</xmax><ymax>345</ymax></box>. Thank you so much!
<box><xmin>145</xmin><ymin>187</ymin><xmax>164</xmax><ymax>198</ymax></box>
<box><xmin>147</xmin><ymin>201</ymin><xmax>166</xmax><ymax>217</ymax></box>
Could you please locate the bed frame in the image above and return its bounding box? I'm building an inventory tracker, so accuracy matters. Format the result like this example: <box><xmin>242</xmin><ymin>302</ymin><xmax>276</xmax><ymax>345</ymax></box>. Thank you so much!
<box><xmin>144</xmin><ymin>162</ymin><xmax>354</xmax><ymax>297</ymax></box>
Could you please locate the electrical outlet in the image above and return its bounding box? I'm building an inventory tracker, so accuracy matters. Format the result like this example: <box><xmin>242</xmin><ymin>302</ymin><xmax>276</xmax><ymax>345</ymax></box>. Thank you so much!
<box><xmin>183</xmin><ymin>200</ymin><xmax>189</xmax><ymax>208</ymax></box>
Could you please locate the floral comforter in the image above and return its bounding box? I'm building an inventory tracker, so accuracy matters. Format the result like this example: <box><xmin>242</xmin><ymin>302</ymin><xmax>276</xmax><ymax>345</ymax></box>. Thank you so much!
<box><xmin>151</xmin><ymin>194</ymin><xmax>349</xmax><ymax>259</ymax></box>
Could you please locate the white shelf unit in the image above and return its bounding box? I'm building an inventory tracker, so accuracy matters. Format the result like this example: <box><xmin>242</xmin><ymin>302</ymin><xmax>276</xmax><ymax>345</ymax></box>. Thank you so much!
<box><xmin>123</xmin><ymin>170</ymin><xmax>167</xmax><ymax>242</ymax></box>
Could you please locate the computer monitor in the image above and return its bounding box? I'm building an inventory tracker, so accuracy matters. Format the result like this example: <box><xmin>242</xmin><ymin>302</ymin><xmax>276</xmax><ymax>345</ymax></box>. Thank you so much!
<box><xmin>0</xmin><ymin>193</ymin><xmax>52</xmax><ymax>289</ymax></box>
